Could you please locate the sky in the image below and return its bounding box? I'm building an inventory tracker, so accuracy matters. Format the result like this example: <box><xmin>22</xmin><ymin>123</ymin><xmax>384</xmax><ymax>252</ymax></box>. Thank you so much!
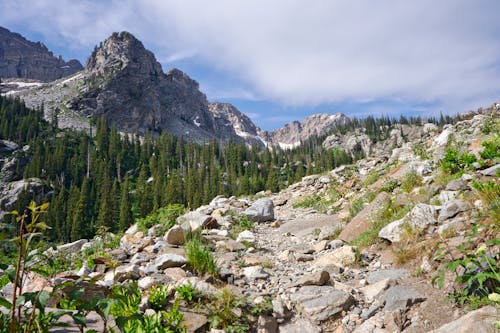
<box><xmin>1</xmin><ymin>1</ymin><xmax>500</xmax><ymax>130</ymax></box>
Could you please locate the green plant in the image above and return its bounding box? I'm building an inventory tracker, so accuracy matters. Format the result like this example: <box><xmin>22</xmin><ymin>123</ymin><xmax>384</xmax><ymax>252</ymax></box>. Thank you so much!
<box><xmin>380</xmin><ymin>179</ymin><xmax>399</xmax><ymax>193</ymax></box>
<box><xmin>206</xmin><ymin>288</ymin><xmax>250</xmax><ymax>333</ymax></box>
<box><xmin>349</xmin><ymin>197</ymin><xmax>366</xmax><ymax>219</ymax></box>
<box><xmin>413</xmin><ymin>143</ymin><xmax>430</xmax><ymax>160</ymax></box>
<box><xmin>363</xmin><ymin>171</ymin><xmax>379</xmax><ymax>187</ymax></box>
<box><xmin>149</xmin><ymin>285</ymin><xmax>171</xmax><ymax>311</ymax></box>
<box><xmin>472</xmin><ymin>180</ymin><xmax>500</xmax><ymax>223</ymax></box>
<box><xmin>351</xmin><ymin>200</ymin><xmax>414</xmax><ymax>248</ymax></box>
<box><xmin>250</xmin><ymin>297</ymin><xmax>273</xmax><ymax>316</ymax></box>
<box><xmin>137</xmin><ymin>204</ymin><xmax>185</xmax><ymax>236</ymax></box>
<box><xmin>185</xmin><ymin>237</ymin><xmax>218</xmax><ymax>277</ymax></box>
<box><xmin>440</xmin><ymin>148</ymin><xmax>477</xmax><ymax>175</ymax></box>
<box><xmin>479</xmin><ymin>135</ymin><xmax>500</xmax><ymax>161</ymax></box>
<box><xmin>229</xmin><ymin>213</ymin><xmax>254</xmax><ymax>238</ymax></box>
<box><xmin>175</xmin><ymin>282</ymin><xmax>199</xmax><ymax>303</ymax></box>
<box><xmin>434</xmin><ymin>234</ymin><xmax>500</xmax><ymax>307</ymax></box>
<box><xmin>401</xmin><ymin>171</ymin><xmax>422</xmax><ymax>193</ymax></box>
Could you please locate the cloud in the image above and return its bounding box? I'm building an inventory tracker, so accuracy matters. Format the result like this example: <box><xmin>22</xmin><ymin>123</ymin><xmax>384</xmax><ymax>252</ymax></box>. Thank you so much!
<box><xmin>1</xmin><ymin>0</ymin><xmax>500</xmax><ymax>115</ymax></box>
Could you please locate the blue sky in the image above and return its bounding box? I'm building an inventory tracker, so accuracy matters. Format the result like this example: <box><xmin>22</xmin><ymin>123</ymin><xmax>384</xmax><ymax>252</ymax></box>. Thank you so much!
<box><xmin>2</xmin><ymin>1</ymin><xmax>500</xmax><ymax>130</ymax></box>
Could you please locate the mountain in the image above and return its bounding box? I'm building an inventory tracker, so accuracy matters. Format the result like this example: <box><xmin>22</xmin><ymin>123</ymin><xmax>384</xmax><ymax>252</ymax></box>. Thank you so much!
<box><xmin>6</xmin><ymin>29</ymin><xmax>350</xmax><ymax>146</ymax></box>
<box><xmin>0</xmin><ymin>26</ymin><xmax>83</xmax><ymax>82</ymax></box>
<box><xmin>261</xmin><ymin>113</ymin><xmax>349</xmax><ymax>149</ymax></box>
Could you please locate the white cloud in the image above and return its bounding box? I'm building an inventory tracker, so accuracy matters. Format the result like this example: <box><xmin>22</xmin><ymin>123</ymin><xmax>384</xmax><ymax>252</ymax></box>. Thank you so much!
<box><xmin>1</xmin><ymin>0</ymin><xmax>499</xmax><ymax>114</ymax></box>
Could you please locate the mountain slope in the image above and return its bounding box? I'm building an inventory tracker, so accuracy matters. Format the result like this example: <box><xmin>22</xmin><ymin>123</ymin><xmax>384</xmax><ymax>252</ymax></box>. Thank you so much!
<box><xmin>0</xmin><ymin>26</ymin><xmax>82</xmax><ymax>82</ymax></box>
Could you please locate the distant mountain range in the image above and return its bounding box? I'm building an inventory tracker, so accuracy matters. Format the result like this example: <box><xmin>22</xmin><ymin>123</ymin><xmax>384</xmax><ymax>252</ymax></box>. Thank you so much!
<box><xmin>0</xmin><ymin>27</ymin><xmax>348</xmax><ymax>147</ymax></box>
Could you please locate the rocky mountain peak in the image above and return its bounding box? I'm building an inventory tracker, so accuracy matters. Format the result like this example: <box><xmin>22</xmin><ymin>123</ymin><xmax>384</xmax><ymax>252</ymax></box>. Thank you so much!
<box><xmin>0</xmin><ymin>26</ymin><xmax>83</xmax><ymax>81</ymax></box>
<box><xmin>86</xmin><ymin>31</ymin><xmax>163</xmax><ymax>79</ymax></box>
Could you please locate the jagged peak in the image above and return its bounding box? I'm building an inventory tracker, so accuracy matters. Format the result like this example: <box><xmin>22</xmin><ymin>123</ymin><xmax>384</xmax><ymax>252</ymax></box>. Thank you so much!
<box><xmin>165</xmin><ymin>67</ymin><xmax>200</xmax><ymax>89</ymax></box>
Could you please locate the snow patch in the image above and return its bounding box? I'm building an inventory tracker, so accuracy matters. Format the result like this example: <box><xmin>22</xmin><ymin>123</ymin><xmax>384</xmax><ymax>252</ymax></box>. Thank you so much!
<box><xmin>278</xmin><ymin>141</ymin><xmax>301</xmax><ymax>150</ymax></box>
<box><xmin>58</xmin><ymin>73</ymin><xmax>83</xmax><ymax>86</ymax></box>
<box><xmin>193</xmin><ymin>116</ymin><xmax>201</xmax><ymax>127</ymax></box>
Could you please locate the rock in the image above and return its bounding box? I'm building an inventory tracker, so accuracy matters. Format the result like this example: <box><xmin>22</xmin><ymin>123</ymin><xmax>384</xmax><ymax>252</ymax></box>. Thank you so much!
<box><xmin>294</xmin><ymin>271</ymin><xmax>330</xmax><ymax>287</ymax></box>
<box><xmin>378</xmin><ymin>203</ymin><xmax>438</xmax><ymax>243</ymax></box>
<box><xmin>438</xmin><ymin>199</ymin><xmax>472</xmax><ymax>222</ymax></box>
<box><xmin>258</xmin><ymin>315</ymin><xmax>278</xmax><ymax>333</ymax></box>
<box><xmin>366</xmin><ymin>269</ymin><xmax>408</xmax><ymax>284</ymax></box>
<box><xmin>77</xmin><ymin>265</ymin><xmax>92</xmax><ymax>277</ymax></box>
<box><xmin>138</xmin><ymin>275</ymin><xmax>170</xmax><ymax>290</ymax></box>
<box><xmin>243</xmin><ymin>198</ymin><xmax>274</xmax><ymax>222</ymax></box>
<box><xmin>383</xmin><ymin>286</ymin><xmax>426</xmax><ymax>311</ymax></box>
<box><xmin>50</xmin><ymin>239</ymin><xmax>88</xmax><ymax>255</ymax></box>
<box><xmin>480</xmin><ymin>163</ymin><xmax>500</xmax><ymax>176</ymax></box>
<box><xmin>445</xmin><ymin>179</ymin><xmax>469</xmax><ymax>191</ymax></box>
<box><xmin>243</xmin><ymin>266</ymin><xmax>269</xmax><ymax>280</ymax></box>
<box><xmin>182</xmin><ymin>311</ymin><xmax>209</xmax><ymax>333</ymax></box>
<box><xmin>311</xmin><ymin>240</ymin><xmax>328</xmax><ymax>252</ymax></box>
<box><xmin>328</xmin><ymin>239</ymin><xmax>344</xmax><ymax>249</ymax></box>
<box><xmin>313</xmin><ymin>245</ymin><xmax>357</xmax><ymax>268</ymax></box>
<box><xmin>279</xmin><ymin>318</ymin><xmax>321</xmax><ymax>333</ymax></box>
<box><xmin>224</xmin><ymin>239</ymin><xmax>247</xmax><ymax>252</ymax></box>
<box><xmin>428</xmin><ymin>305</ymin><xmax>498</xmax><ymax>333</ymax></box>
<box><xmin>1</xmin><ymin>272</ymin><xmax>52</xmax><ymax>301</ymax></box>
<box><xmin>164</xmin><ymin>225</ymin><xmax>185</xmax><ymax>245</ymax></box>
<box><xmin>153</xmin><ymin>253</ymin><xmax>187</xmax><ymax>270</ymax></box>
<box><xmin>236</xmin><ymin>230</ymin><xmax>256</xmax><ymax>243</ymax></box>
<box><xmin>289</xmin><ymin>286</ymin><xmax>354</xmax><ymax>323</ymax></box>
<box><xmin>0</xmin><ymin>178</ymin><xmax>49</xmax><ymax>213</ymax></box>
<box><xmin>178</xmin><ymin>211</ymin><xmax>218</xmax><ymax>232</ymax></box>
<box><xmin>120</xmin><ymin>232</ymin><xmax>152</xmax><ymax>256</ymax></box>
<box><xmin>360</xmin><ymin>279</ymin><xmax>392</xmax><ymax>303</ymax></box>
<box><xmin>114</xmin><ymin>263</ymin><xmax>141</xmax><ymax>282</ymax></box>
<box><xmin>439</xmin><ymin>190</ymin><xmax>458</xmax><ymax>204</ymax></box>
<box><xmin>125</xmin><ymin>223</ymin><xmax>139</xmax><ymax>235</ymax></box>
<box><xmin>423</xmin><ymin>123</ymin><xmax>438</xmax><ymax>133</ymax></box>
<box><xmin>338</xmin><ymin>192</ymin><xmax>391</xmax><ymax>242</ymax></box>
<box><xmin>0</xmin><ymin>26</ymin><xmax>83</xmax><ymax>82</ymax></box>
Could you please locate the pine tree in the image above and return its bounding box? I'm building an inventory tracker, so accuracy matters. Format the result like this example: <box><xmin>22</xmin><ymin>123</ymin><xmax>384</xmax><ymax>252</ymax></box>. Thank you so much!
<box><xmin>97</xmin><ymin>168</ymin><xmax>114</xmax><ymax>231</ymax></box>
<box><xmin>71</xmin><ymin>178</ymin><xmax>89</xmax><ymax>241</ymax></box>
<box><xmin>119</xmin><ymin>177</ymin><xmax>133</xmax><ymax>231</ymax></box>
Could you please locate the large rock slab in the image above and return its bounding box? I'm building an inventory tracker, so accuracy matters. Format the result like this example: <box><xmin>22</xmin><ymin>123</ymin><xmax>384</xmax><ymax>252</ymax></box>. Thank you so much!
<box><xmin>383</xmin><ymin>286</ymin><xmax>426</xmax><ymax>311</ymax></box>
<box><xmin>366</xmin><ymin>269</ymin><xmax>408</xmax><ymax>284</ymax></box>
<box><xmin>243</xmin><ymin>198</ymin><xmax>274</xmax><ymax>222</ymax></box>
<box><xmin>289</xmin><ymin>286</ymin><xmax>354</xmax><ymax>323</ymax></box>
<box><xmin>338</xmin><ymin>192</ymin><xmax>391</xmax><ymax>242</ymax></box>
<box><xmin>114</xmin><ymin>263</ymin><xmax>141</xmax><ymax>282</ymax></box>
<box><xmin>438</xmin><ymin>199</ymin><xmax>472</xmax><ymax>222</ymax></box>
<box><xmin>428</xmin><ymin>305</ymin><xmax>498</xmax><ymax>333</ymax></box>
<box><xmin>178</xmin><ymin>211</ymin><xmax>218</xmax><ymax>232</ymax></box>
<box><xmin>153</xmin><ymin>253</ymin><xmax>187</xmax><ymax>270</ymax></box>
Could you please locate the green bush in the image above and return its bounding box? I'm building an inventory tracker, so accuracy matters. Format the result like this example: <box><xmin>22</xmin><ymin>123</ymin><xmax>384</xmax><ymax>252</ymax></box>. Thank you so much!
<box><xmin>137</xmin><ymin>204</ymin><xmax>185</xmax><ymax>235</ymax></box>
<box><xmin>207</xmin><ymin>288</ymin><xmax>250</xmax><ymax>333</ymax></box>
<box><xmin>380</xmin><ymin>179</ymin><xmax>399</xmax><ymax>193</ymax></box>
<box><xmin>229</xmin><ymin>213</ymin><xmax>254</xmax><ymax>238</ymax></box>
<box><xmin>149</xmin><ymin>285</ymin><xmax>171</xmax><ymax>311</ymax></box>
<box><xmin>480</xmin><ymin>136</ymin><xmax>500</xmax><ymax>161</ymax></box>
<box><xmin>401</xmin><ymin>171</ymin><xmax>422</xmax><ymax>193</ymax></box>
<box><xmin>349</xmin><ymin>197</ymin><xmax>366</xmax><ymax>218</ymax></box>
<box><xmin>440</xmin><ymin>148</ymin><xmax>477</xmax><ymax>175</ymax></box>
<box><xmin>175</xmin><ymin>282</ymin><xmax>200</xmax><ymax>303</ymax></box>
<box><xmin>185</xmin><ymin>237</ymin><xmax>218</xmax><ymax>277</ymax></box>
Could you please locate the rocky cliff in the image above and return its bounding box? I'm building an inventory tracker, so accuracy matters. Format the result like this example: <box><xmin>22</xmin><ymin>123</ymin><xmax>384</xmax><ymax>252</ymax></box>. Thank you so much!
<box><xmin>262</xmin><ymin>113</ymin><xmax>349</xmax><ymax>149</ymax></box>
<box><xmin>0</xmin><ymin>26</ymin><xmax>82</xmax><ymax>82</ymax></box>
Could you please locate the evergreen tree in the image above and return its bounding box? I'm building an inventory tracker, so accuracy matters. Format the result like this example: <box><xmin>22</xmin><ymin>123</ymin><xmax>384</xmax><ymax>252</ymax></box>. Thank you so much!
<box><xmin>119</xmin><ymin>177</ymin><xmax>133</xmax><ymax>231</ymax></box>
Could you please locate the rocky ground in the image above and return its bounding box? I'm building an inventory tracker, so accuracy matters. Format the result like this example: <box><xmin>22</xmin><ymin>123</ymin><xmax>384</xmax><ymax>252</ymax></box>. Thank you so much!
<box><xmin>1</xmin><ymin>105</ymin><xmax>499</xmax><ymax>332</ymax></box>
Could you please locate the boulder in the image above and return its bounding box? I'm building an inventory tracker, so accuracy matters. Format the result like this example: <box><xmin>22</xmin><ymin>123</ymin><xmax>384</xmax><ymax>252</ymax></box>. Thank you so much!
<box><xmin>338</xmin><ymin>192</ymin><xmax>391</xmax><ymax>242</ymax></box>
<box><xmin>445</xmin><ymin>179</ymin><xmax>469</xmax><ymax>191</ymax></box>
<box><xmin>114</xmin><ymin>264</ymin><xmax>141</xmax><ymax>282</ymax></box>
<box><xmin>383</xmin><ymin>286</ymin><xmax>426</xmax><ymax>311</ymax></box>
<box><xmin>243</xmin><ymin>198</ymin><xmax>274</xmax><ymax>222</ymax></box>
<box><xmin>278</xmin><ymin>319</ymin><xmax>321</xmax><ymax>333</ymax></box>
<box><xmin>178</xmin><ymin>211</ymin><xmax>218</xmax><ymax>232</ymax></box>
<box><xmin>378</xmin><ymin>203</ymin><xmax>438</xmax><ymax>243</ymax></box>
<box><xmin>428</xmin><ymin>305</ymin><xmax>497</xmax><ymax>333</ymax></box>
<box><xmin>366</xmin><ymin>269</ymin><xmax>408</xmax><ymax>284</ymax></box>
<box><xmin>153</xmin><ymin>253</ymin><xmax>187</xmax><ymax>270</ymax></box>
<box><xmin>438</xmin><ymin>199</ymin><xmax>472</xmax><ymax>222</ymax></box>
<box><xmin>164</xmin><ymin>225</ymin><xmax>185</xmax><ymax>245</ymax></box>
<box><xmin>243</xmin><ymin>266</ymin><xmax>269</xmax><ymax>280</ymax></box>
<box><xmin>289</xmin><ymin>286</ymin><xmax>354</xmax><ymax>323</ymax></box>
<box><xmin>480</xmin><ymin>163</ymin><xmax>500</xmax><ymax>176</ymax></box>
<box><xmin>313</xmin><ymin>245</ymin><xmax>358</xmax><ymax>268</ymax></box>
<box><xmin>294</xmin><ymin>271</ymin><xmax>330</xmax><ymax>287</ymax></box>
<box><xmin>120</xmin><ymin>232</ymin><xmax>152</xmax><ymax>256</ymax></box>
<box><xmin>236</xmin><ymin>230</ymin><xmax>256</xmax><ymax>243</ymax></box>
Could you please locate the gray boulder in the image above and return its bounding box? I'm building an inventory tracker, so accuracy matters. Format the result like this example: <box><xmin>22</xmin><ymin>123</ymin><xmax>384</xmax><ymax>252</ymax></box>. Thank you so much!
<box><xmin>178</xmin><ymin>211</ymin><xmax>218</xmax><ymax>232</ymax></box>
<box><xmin>438</xmin><ymin>199</ymin><xmax>472</xmax><ymax>222</ymax></box>
<box><xmin>153</xmin><ymin>253</ymin><xmax>187</xmax><ymax>270</ymax></box>
<box><xmin>164</xmin><ymin>225</ymin><xmax>185</xmax><ymax>245</ymax></box>
<box><xmin>428</xmin><ymin>305</ymin><xmax>497</xmax><ymax>333</ymax></box>
<box><xmin>383</xmin><ymin>286</ymin><xmax>426</xmax><ymax>311</ymax></box>
<box><xmin>243</xmin><ymin>198</ymin><xmax>274</xmax><ymax>222</ymax></box>
<box><xmin>289</xmin><ymin>286</ymin><xmax>354</xmax><ymax>323</ymax></box>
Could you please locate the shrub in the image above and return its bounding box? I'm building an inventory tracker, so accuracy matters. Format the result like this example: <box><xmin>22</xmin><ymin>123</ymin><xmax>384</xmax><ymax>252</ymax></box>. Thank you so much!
<box><xmin>149</xmin><ymin>285</ymin><xmax>171</xmax><ymax>311</ymax></box>
<box><xmin>175</xmin><ymin>282</ymin><xmax>199</xmax><ymax>303</ymax></box>
<box><xmin>207</xmin><ymin>288</ymin><xmax>250</xmax><ymax>332</ymax></box>
<box><xmin>229</xmin><ymin>213</ymin><xmax>254</xmax><ymax>238</ymax></box>
<box><xmin>349</xmin><ymin>197</ymin><xmax>366</xmax><ymax>218</ymax></box>
<box><xmin>380</xmin><ymin>179</ymin><xmax>399</xmax><ymax>193</ymax></box>
<box><xmin>440</xmin><ymin>148</ymin><xmax>476</xmax><ymax>175</ymax></box>
<box><xmin>479</xmin><ymin>136</ymin><xmax>500</xmax><ymax>161</ymax></box>
<box><xmin>401</xmin><ymin>171</ymin><xmax>422</xmax><ymax>193</ymax></box>
<box><xmin>137</xmin><ymin>204</ymin><xmax>185</xmax><ymax>236</ymax></box>
<box><xmin>185</xmin><ymin>237</ymin><xmax>218</xmax><ymax>277</ymax></box>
